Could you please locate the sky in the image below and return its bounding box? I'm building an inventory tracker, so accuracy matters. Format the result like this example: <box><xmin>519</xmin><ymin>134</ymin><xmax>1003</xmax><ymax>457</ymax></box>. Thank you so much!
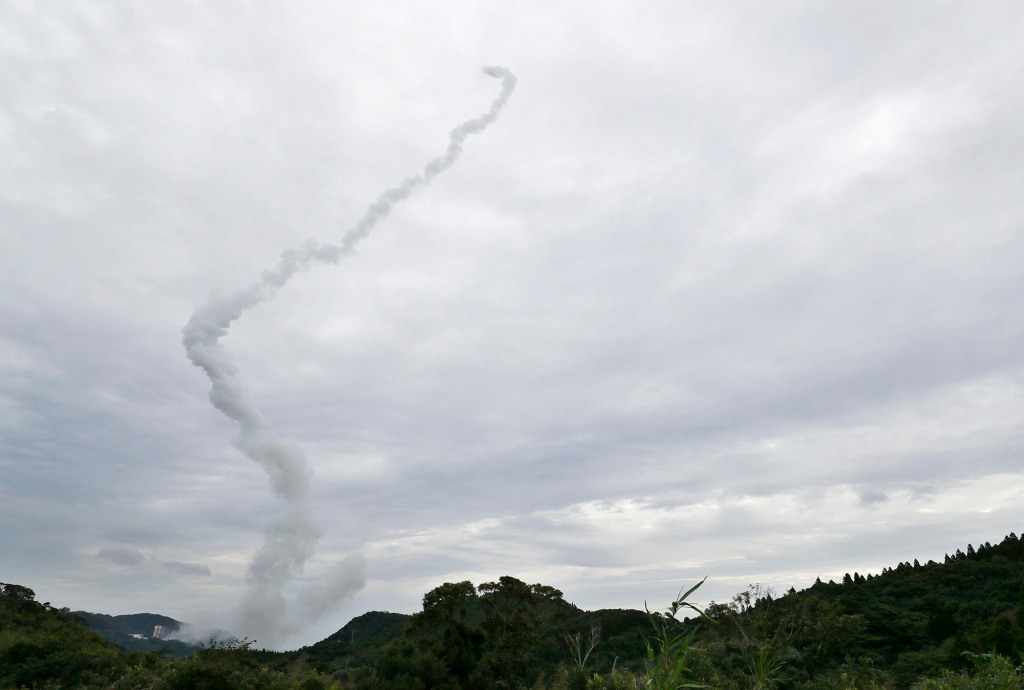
<box><xmin>2</xmin><ymin>1</ymin><xmax>1023</xmax><ymax>649</ymax></box>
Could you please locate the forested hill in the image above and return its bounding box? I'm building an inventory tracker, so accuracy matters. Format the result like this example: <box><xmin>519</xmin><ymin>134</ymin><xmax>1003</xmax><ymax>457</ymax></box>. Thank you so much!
<box><xmin>687</xmin><ymin>531</ymin><xmax>1024</xmax><ymax>688</ymax></box>
<box><xmin>289</xmin><ymin>534</ymin><xmax>1024</xmax><ymax>688</ymax></box>
<box><xmin>2</xmin><ymin>531</ymin><xmax>1023</xmax><ymax>688</ymax></box>
<box><xmin>70</xmin><ymin>610</ymin><xmax>199</xmax><ymax>658</ymax></box>
<box><xmin>0</xmin><ymin>582</ymin><xmax>128</xmax><ymax>688</ymax></box>
<box><xmin>298</xmin><ymin>610</ymin><xmax>412</xmax><ymax>668</ymax></box>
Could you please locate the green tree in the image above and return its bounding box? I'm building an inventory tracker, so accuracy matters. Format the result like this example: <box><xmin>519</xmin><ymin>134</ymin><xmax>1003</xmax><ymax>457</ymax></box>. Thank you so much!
<box><xmin>479</xmin><ymin>576</ymin><xmax>545</xmax><ymax>686</ymax></box>
<box><xmin>406</xmin><ymin>581</ymin><xmax>485</xmax><ymax>684</ymax></box>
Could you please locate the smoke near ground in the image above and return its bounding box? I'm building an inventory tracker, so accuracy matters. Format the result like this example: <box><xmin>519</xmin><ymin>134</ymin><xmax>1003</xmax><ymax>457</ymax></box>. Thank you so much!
<box><xmin>182</xmin><ymin>67</ymin><xmax>516</xmax><ymax>647</ymax></box>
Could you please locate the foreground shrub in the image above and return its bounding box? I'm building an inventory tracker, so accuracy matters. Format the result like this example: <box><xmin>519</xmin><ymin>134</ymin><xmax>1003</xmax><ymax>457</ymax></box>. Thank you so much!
<box><xmin>913</xmin><ymin>652</ymin><xmax>1023</xmax><ymax>690</ymax></box>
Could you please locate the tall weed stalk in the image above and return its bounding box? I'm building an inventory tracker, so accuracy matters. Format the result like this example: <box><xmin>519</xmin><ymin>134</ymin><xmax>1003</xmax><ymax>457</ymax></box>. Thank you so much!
<box><xmin>643</xmin><ymin>578</ymin><xmax>708</xmax><ymax>690</ymax></box>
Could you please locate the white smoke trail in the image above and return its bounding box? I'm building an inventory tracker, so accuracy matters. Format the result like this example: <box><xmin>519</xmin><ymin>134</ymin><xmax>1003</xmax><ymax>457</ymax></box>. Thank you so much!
<box><xmin>182</xmin><ymin>67</ymin><xmax>516</xmax><ymax>647</ymax></box>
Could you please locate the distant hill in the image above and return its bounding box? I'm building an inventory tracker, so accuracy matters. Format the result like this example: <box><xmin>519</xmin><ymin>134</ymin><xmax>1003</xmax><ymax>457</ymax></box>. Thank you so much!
<box><xmin>71</xmin><ymin>610</ymin><xmax>200</xmax><ymax>658</ymax></box>
<box><xmin>0</xmin><ymin>583</ymin><xmax>331</xmax><ymax>688</ymax></box>
<box><xmin>319</xmin><ymin>610</ymin><xmax>414</xmax><ymax>649</ymax></box>
<box><xmin>293</xmin><ymin>610</ymin><xmax>413</xmax><ymax>670</ymax></box>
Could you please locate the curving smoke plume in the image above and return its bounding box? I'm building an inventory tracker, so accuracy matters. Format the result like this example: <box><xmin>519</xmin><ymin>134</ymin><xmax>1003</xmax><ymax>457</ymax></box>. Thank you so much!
<box><xmin>182</xmin><ymin>67</ymin><xmax>517</xmax><ymax>647</ymax></box>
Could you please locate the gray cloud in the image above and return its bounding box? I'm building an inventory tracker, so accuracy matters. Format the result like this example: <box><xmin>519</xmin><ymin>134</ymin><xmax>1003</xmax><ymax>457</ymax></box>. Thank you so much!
<box><xmin>97</xmin><ymin>547</ymin><xmax>145</xmax><ymax>567</ymax></box>
<box><xmin>164</xmin><ymin>561</ymin><xmax>212</xmax><ymax>577</ymax></box>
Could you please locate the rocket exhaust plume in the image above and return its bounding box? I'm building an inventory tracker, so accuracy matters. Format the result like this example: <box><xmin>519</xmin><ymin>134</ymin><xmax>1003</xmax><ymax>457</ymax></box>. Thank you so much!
<box><xmin>182</xmin><ymin>67</ymin><xmax>517</xmax><ymax>647</ymax></box>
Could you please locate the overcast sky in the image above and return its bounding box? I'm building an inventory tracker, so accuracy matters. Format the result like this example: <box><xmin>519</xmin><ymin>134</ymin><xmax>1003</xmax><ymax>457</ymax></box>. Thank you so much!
<box><xmin>2</xmin><ymin>1</ymin><xmax>1023</xmax><ymax>649</ymax></box>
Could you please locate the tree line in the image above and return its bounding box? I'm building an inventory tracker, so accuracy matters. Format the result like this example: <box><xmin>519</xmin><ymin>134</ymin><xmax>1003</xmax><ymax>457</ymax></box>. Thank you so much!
<box><xmin>2</xmin><ymin>532</ymin><xmax>1024</xmax><ymax>688</ymax></box>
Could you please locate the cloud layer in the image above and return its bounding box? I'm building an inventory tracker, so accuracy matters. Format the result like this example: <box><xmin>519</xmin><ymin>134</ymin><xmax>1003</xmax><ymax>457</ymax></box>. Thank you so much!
<box><xmin>2</xmin><ymin>1</ymin><xmax>1023</xmax><ymax>649</ymax></box>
